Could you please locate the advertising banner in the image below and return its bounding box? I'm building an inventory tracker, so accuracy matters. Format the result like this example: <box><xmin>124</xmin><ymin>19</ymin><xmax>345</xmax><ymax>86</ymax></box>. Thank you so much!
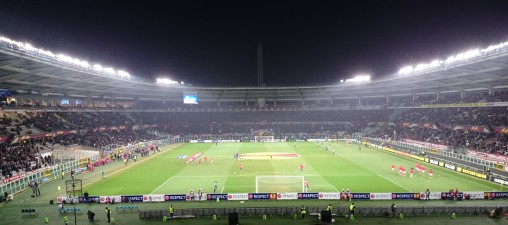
<box><xmin>391</xmin><ymin>193</ymin><xmax>420</xmax><ymax>200</ymax></box>
<box><xmin>418</xmin><ymin>192</ymin><xmax>441</xmax><ymax>200</ymax></box>
<box><xmin>276</xmin><ymin>193</ymin><xmax>298</xmax><ymax>200</ymax></box>
<box><xmin>164</xmin><ymin>194</ymin><xmax>186</xmax><ymax>201</ymax></box>
<box><xmin>463</xmin><ymin>192</ymin><xmax>485</xmax><ymax>200</ymax></box>
<box><xmin>297</xmin><ymin>192</ymin><xmax>319</xmax><ymax>200</ymax></box>
<box><xmin>369</xmin><ymin>193</ymin><xmax>392</xmax><ymax>200</ymax></box>
<box><xmin>143</xmin><ymin>194</ymin><xmax>165</xmax><ymax>202</ymax></box>
<box><xmin>207</xmin><ymin>194</ymin><xmax>228</xmax><ymax>201</ymax></box>
<box><xmin>318</xmin><ymin>192</ymin><xmax>341</xmax><ymax>200</ymax></box>
<box><xmin>485</xmin><ymin>192</ymin><xmax>508</xmax><ymax>199</ymax></box>
<box><xmin>440</xmin><ymin>192</ymin><xmax>463</xmax><ymax>200</ymax></box>
<box><xmin>121</xmin><ymin>195</ymin><xmax>144</xmax><ymax>203</ymax></box>
<box><xmin>227</xmin><ymin>193</ymin><xmax>249</xmax><ymax>201</ymax></box>
<box><xmin>56</xmin><ymin>196</ymin><xmax>68</xmax><ymax>204</ymax></box>
<box><xmin>99</xmin><ymin>196</ymin><xmax>121</xmax><ymax>204</ymax></box>
<box><xmin>80</xmin><ymin>196</ymin><xmax>99</xmax><ymax>203</ymax></box>
<box><xmin>352</xmin><ymin>193</ymin><xmax>371</xmax><ymax>200</ymax></box>
<box><xmin>248</xmin><ymin>193</ymin><xmax>277</xmax><ymax>200</ymax></box>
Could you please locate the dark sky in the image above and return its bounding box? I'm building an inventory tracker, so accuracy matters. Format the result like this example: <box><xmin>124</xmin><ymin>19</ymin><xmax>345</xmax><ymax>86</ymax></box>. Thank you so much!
<box><xmin>0</xmin><ymin>0</ymin><xmax>507</xmax><ymax>86</ymax></box>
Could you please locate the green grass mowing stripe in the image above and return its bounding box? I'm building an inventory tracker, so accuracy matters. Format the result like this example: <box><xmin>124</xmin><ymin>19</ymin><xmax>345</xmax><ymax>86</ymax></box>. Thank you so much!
<box><xmin>366</xmin><ymin>143</ymin><xmax>501</xmax><ymax>191</ymax></box>
<box><xmin>84</xmin><ymin>144</ymin><xmax>182</xmax><ymax>194</ymax></box>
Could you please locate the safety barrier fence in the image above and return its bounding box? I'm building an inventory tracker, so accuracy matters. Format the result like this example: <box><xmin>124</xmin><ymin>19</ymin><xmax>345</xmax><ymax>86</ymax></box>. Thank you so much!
<box><xmin>138</xmin><ymin>205</ymin><xmax>508</xmax><ymax>219</ymax></box>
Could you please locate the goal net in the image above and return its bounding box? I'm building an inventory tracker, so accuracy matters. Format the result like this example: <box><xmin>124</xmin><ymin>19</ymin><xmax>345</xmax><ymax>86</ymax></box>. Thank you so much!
<box><xmin>254</xmin><ymin>136</ymin><xmax>274</xmax><ymax>143</ymax></box>
<box><xmin>255</xmin><ymin>176</ymin><xmax>304</xmax><ymax>193</ymax></box>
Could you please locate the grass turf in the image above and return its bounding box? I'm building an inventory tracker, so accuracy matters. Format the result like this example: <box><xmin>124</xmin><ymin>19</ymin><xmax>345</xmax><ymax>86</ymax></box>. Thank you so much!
<box><xmin>85</xmin><ymin>141</ymin><xmax>502</xmax><ymax>195</ymax></box>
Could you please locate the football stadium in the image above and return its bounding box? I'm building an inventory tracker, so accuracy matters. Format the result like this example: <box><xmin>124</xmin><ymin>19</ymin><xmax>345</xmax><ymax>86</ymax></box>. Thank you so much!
<box><xmin>1</xmin><ymin>2</ymin><xmax>508</xmax><ymax>225</ymax></box>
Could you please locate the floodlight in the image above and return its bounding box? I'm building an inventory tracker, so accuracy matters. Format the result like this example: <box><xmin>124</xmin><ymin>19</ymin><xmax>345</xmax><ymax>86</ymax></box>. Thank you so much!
<box><xmin>345</xmin><ymin>75</ymin><xmax>370</xmax><ymax>83</ymax></box>
<box><xmin>23</xmin><ymin>43</ymin><xmax>36</xmax><ymax>51</ymax></box>
<box><xmin>156</xmin><ymin>78</ymin><xmax>179</xmax><ymax>85</ymax></box>
<box><xmin>93</xmin><ymin>64</ymin><xmax>103</xmax><ymax>71</ymax></box>
<box><xmin>103</xmin><ymin>67</ymin><xmax>116</xmax><ymax>75</ymax></box>
<box><xmin>117</xmin><ymin>70</ymin><xmax>130</xmax><ymax>78</ymax></box>
<box><xmin>398</xmin><ymin>66</ymin><xmax>413</xmax><ymax>75</ymax></box>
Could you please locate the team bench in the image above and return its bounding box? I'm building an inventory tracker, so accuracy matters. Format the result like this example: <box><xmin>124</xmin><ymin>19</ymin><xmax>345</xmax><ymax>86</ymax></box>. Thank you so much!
<box><xmin>116</xmin><ymin>205</ymin><xmax>140</xmax><ymax>212</ymax></box>
<box><xmin>21</xmin><ymin>208</ymin><xmax>37</xmax><ymax>216</ymax></box>
<box><xmin>59</xmin><ymin>208</ymin><xmax>82</xmax><ymax>213</ymax></box>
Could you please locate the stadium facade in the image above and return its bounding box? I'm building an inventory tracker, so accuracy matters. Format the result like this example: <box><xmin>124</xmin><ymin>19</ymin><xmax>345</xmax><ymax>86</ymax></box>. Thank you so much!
<box><xmin>0</xmin><ymin>35</ymin><xmax>507</xmax><ymax>107</ymax></box>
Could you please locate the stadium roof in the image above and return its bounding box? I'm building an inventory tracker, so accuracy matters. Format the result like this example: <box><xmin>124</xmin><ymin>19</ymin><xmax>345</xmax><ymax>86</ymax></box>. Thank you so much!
<box><xmin>0</xmin><ymin>35</ymin><xmax>507</xmax><ymax>102</ymax></box>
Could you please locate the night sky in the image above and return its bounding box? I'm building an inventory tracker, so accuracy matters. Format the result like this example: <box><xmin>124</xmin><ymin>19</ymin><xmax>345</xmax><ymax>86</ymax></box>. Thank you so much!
<box><xmin>0</xmin><ymin>0</ymin><xmax>507</xmax><ymax>86</ymax></box>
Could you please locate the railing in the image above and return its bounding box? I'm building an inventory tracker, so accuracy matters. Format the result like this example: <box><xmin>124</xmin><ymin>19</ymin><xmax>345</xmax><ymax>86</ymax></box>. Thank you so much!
<box><xmin>0</xmin><ymin>138</ymin><xmax>174</xmax><ymax>196</ymax></box>
<box><xmin>139</xmin><ymin>205</ymin><xmax>507</xmax><ymax>219</ymax></box>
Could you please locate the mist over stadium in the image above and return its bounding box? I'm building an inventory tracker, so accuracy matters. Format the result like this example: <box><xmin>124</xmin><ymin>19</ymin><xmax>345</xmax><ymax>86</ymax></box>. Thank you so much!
<box><xmin>0</xmin><ymin>1</ymin><xmax>508</xmax><ymax>224</ymax></box>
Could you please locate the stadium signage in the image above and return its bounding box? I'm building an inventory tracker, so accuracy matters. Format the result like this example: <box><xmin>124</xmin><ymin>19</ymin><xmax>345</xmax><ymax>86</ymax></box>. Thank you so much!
<box><xmin>486</xmin><ymin>192</ymin><xmax>508</xmax><ymax>199</ymax></box>
<box><xmin>122</xmin><ymin>195</ymin><xmax>144</xmax><ymax>203</ymax></box>
<box><xmin>429</xmin><ymin>159</ymin><xmax>439</xmax><ymax>165</ymax></box>
<box><xmin>298</xmin><ymin>193</ymin><xmax>319</xmax><ymax>200</ymax></box>
<box><xmin>248</xmin><ymin>193</ymin><xmax>277</xmax><ymax>200</ymax></box>
<box><xmin>164</xmin><ymin>194</ymin><xmax>186</xmax><ymax>201</ymax></box>
<box><xmin>80</xmin><ymin>196</ymin><xmax>99</xmax><ymax>203</ymax></box>
<box><xmin>463</xmin><ymin>192</ymin><xmax>485</xmax><ymax>200</ymax></box>
<box><xmin>391</xmin><ymin>193</ymin><xmax>419</xmax><ymax>200</ymax></box>
<box><xmin>144</xmin><ymin>194</ymin><xmax>165</xmax><ymax>202</ymax></box>
<box><xmin>493</xmin><ymin>178</ymin><xmax>508</xmax><ymax>186</ymax></box>
<box><xmin>277</xmin><ymin>193</ymin><xmax>298</xmax><ymax>200</ymax></box>
<box><xmin>99</xmin><ymin>196</ymin><xmax>121</xmax><ymax>204</ymax></box>
<box><xmin>418</xmin><ymin>192</ymin><xmax>441</xmax><ymax>200</ymax></box>
<box><xmin>207</xmin><ymin>194</ymin><xmax>228</xmax><ymax>201</ymax></box>
<box><xmin>458</xmin><ymin>168</ymin><xmax>488</xmax><ymax>179</ymax></box>
<box><xmin>444</xmin><ymin>163</ymin><xmax>455</xmax><ymax>170</ymax></box>
<box><xmin>410</xmin><ymin>155</ymin><xmax>425</xmax><ymax>161</ymax></box>
<box><xmin>369</xmin><ymin>193</ymin><xmax>392</xmax><ymax>200</ymax></box>
<box><xmin>227</xmin><ymin>193</ymin><xmax>249</xmax><ymax>201</ymax></box>
<box><xmin>318</xmin><ymin>192</ymin><xmax>341</xmax><ymax>200</ymax></box>
<box><xmin>56</xmin><ymin>196</ymin><xmax>67</xmax><ymax>204</ymax></box>
<box><xmin>352</xmin><ymin>193</ymin><xmax>371</xmax><ymax>200</ymax></box>
<box><xmin>440</xmin><ymin>192</ymin><xmax>463</xmax><ymax>200</ymax></box>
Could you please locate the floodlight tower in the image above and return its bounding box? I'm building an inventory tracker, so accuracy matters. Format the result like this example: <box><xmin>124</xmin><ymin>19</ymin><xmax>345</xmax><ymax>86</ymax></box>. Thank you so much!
<box><xmin>257</xmin><ymin>43</ymin><xmax>263</xmax><ymax>86</ymax></box>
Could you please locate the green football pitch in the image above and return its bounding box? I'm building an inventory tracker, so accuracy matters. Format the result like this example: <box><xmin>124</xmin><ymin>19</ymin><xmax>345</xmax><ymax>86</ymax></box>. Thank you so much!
<box><xmin>85</xmin><ymin>141</ymin><xmax>502</xmax><ymax>195</ymax></box>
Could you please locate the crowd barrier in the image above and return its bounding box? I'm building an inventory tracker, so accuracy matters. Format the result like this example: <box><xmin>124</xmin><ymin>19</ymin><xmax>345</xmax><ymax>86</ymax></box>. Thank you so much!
<box><xmin>138</xmin><ymin>205</ymin><xmax>507</xmax><ymax>219</ymax></box>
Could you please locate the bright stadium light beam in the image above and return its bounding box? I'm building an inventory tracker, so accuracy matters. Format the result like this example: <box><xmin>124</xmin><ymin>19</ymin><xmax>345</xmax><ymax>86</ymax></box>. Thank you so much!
<box><xmin>345</xmin><ymin>75</ymin><xmax>370</xmax><ymax>83</ymax></box>
<box><xmin>0</xmin><ymin>34</ymin><xmax>133</xmax><ymax>80</ymax></box>
<box><xmin>156</xmin><ymin>78</ymin><xmax>179</xmax><ymax>85</ymax></box>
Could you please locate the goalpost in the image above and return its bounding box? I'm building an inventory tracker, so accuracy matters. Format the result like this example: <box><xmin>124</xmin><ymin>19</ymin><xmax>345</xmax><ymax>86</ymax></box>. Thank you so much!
<box><xmin>254</xmin><ymin>136</ymin><xmax>275</xmax><ymax>143</ymax></box>
<box><xmin>255</xmin><ymin>176</ymin><xmax>304</xmax><ymax>193</ymax></box>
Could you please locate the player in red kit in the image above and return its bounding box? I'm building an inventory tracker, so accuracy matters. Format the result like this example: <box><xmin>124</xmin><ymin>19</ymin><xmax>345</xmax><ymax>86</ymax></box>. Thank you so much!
<box><xmin>239</xmin><ymin>163</ymin><xmax>243</xmax><ymax>172</ymax></box>
<box><xmin>199</xmin><ymin>158</ymin><xmax>202</xmax><ymax>165</ymax></box>
<box><xmin>416</xmin><ymin>163</ymin><xmax>421</xmax><ymax>174</ymax></box>
<box><xmin>300</xmin><ymin>164</ymin><xmax>304</xmax><ymax>172</ymax></box>
<box><xmin>429</xmin><ymin>169</ymin><xmax>433</xmax><ymax>178</ymax></box>
<box><xmin>391</xmin><ymin>164</ymin><xmax>395</xmax><ymax>174</ymax></box>
<box><xmin>205</xmin><ymin>156</ymin><xmax>207</xmax><ymax>162</ymax></box>
<box><xmin>421</xmin><ymin>166</ymin><xmax>426</xmax><ymax>174</ymax></box>
<box><xmin>410</xmin><ymin>168</ymin><xmax>414</xmax><ymax>178</ymax></box>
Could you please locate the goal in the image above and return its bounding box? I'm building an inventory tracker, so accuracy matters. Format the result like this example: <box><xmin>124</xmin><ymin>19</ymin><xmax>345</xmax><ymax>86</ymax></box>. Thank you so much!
<box><xmin>254</xmin><ymin>136</ymin><xmax>274</xmax><ymax>143</ymax></box>
<box><xmin>255</xmin><ymin>176</ymin><xmax>304</xmax><ymax>193</ymax></box>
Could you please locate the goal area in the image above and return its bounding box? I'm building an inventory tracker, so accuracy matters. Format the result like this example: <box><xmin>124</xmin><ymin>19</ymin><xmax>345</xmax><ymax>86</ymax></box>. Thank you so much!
<box><xmin>254</xmin><ymin>136</ymin><xmax>274</xmax><ymax>143</ymax></box>
<box><xmin>255</xmin><ymin>176</ymin><xmax>304</xmax><ymax>193</ymax></box>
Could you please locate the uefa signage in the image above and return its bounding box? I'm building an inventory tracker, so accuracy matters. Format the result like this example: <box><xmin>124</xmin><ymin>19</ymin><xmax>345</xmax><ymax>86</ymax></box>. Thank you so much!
<box><xmin>121</xmin><ymin>195</ymin><xmax>144</xmax><ymax>203</ymax></box>
<box><xmin>277</xmin><ymin>193</ymin><xmax>298</xmax><ymax>200</ymax></box>
<box><xmin>164</xmin><ymin>194</ymin><xmax>186</xmax><ymax>201</ymax></box>
<box><xmin>418</xmin><ymin>192</ymin><xmax>441</xmax><ymax>200</ymax></box>
<box><xmin>351</xmin><ymin>193</ymin><xmax>371</xmax><ymax>200</ymax></box>
<box><xmin>99</xmin><ymin>196</ymin><xmax>121</xmax><ymax>204</ymax></box>
<box><xmin>143</xmin><ymin>194</ymin><xmax>165</xmax><ymax>202</ymax></box>
<box><xmin>298</xmin><ymin>193</ymin><xmax>319</xmax><ymax>200</ymax></box>
<box><xmin>227</xmin><ymin>193</ymin><xmax>249</xmax><ymax>201</ymax></box>
<box><xmin>369</xmin><ymin>193</ymin><xmax>391</xmax><ymax>200</ymax></box>
<box><xmin>463</xmin><ymin>192</ymin><xmax>484</xmax><ymax>200</ymax></box>
<box><xmin>318</xmin><ymin>192</ymin><xmax>341</xmax><ymax>200</ymax></box>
